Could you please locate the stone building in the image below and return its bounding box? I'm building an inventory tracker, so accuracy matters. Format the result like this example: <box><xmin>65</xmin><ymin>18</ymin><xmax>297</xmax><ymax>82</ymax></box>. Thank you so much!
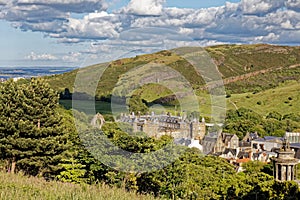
<box><xmin>202</xmin><ymin>131</ymin><xmax>239</xmax><ymax>154</ymax></box>
<box><xmin>285</xmin><ymin>132</ymin><xmax>300</xmax><ymax>143</ymax></box>
<box><xmin>272</xmin><ymin>139</ymin><xmax>299</xmax><ymax>182</ymax></box>
<box><xmin>251</xmin><ymin>136</ymin><xmax>283</xmax><ymax>152</ymax></box>
<box><xmin>118</xmin><ymin>112</ymin><xmax>206</xmax><ymax>140</ymax></box>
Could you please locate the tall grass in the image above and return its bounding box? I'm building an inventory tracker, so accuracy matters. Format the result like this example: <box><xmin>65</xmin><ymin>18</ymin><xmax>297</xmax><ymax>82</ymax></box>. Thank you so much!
<box><xmin>0</xmin><ymin>172</ymin><xmax>159</xmax><ymax>200</ymax></box>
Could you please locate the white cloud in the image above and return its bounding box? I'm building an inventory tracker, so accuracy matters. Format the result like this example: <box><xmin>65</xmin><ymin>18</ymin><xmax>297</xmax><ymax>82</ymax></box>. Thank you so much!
<box><xmin>62</xmin><ymin>52</ymin><xmax>82</xmax><ymax>62</ymax></box>
<box><xmin>179</xmin><ymin>28</ymin><xmax>194</xmax><ymax>35</ymax></box>
<box><xmin>254</xmin><ymin>32</ymin><xmax>280</xmax><ymax>42</ymax></box>
<box><xmin>26</xmin><ymin>52</ymin><xmax>58</xmax><ymax>61</ymax></box>
<box><xmin>17</xmin><ymin>0</ymin><xmax>107</xmax><ymax>13</ymax></box>
<box><xmin>2</xmin><ymin>4</ymin><xmax>67</xmax><ymax>22</ymax></box>
<box><xmin>122</xmin><ymin>0</ymin><xmax>165</xmax><ymax>16</ymax></box>
<box><xmin>240</xmin><ymin>0</ymin><xmax>285</xmax><ymax>15</ymax></box>
<box><xmin>60</xmin><ymin>14</ymin><xmax>121</xmax><ymax>40</ymax></box>
<box><xmin>285</xmin><ymin>0</ymin><xmax>300</xmax><ymax>11</ymax></box>
<box><xmin>2</xmin><ymin>0</ymin><xmax>300</xmax><ymax>65</ymax></box>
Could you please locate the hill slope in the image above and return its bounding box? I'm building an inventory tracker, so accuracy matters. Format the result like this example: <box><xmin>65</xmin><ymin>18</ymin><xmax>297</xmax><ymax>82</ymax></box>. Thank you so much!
<box><xmin>46</xmin><ymin>44</ymin><xmax>300</xmax><ymax>94</ymax></box>
<box><xmin>226</xmin><ymin>80</ymin><xmax>300</xmax><ymax>116</ymax></box>
<box><xmin>44</xmin><ymin>44</ymin><xmax>300</xmax><ymax>117</ymax></box>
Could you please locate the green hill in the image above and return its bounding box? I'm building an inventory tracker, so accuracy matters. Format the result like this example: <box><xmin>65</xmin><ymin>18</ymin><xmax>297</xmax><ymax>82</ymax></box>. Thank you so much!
<box><xmin>226</xmin><ymin>80</ymin><xmax>300</xmax><ymax>116</ymax></box>
<box><xmin>44</xmin><ymin>44</ymin><xmax>300</xmax><ymax>117</ymax></box>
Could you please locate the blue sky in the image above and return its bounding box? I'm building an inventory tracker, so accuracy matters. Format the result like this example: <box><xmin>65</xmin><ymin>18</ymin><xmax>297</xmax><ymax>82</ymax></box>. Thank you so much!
<box><xmin>0</xmin><ymin>0</ymin><xmax>299</xmax><ymax>67</ymax></box>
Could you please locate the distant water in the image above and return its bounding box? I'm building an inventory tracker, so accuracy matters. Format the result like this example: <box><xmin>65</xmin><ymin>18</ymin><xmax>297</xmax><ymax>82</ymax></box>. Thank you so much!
<box><xmin>0</xmin><ymin>66</ymin><xmax>77</xmax><ymax>80</ymax></box>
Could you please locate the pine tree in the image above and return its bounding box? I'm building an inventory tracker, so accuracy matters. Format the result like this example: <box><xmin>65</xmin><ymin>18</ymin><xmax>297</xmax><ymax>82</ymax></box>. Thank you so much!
<box><xmin>0</xmin><ymin>78</ymin><xmax>69</xmax><ymax>177</ymax></box>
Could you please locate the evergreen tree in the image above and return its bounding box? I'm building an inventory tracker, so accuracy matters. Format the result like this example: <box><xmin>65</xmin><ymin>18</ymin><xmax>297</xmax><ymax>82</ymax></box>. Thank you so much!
<box><xmin>0</xmin><ymin>78</ymin><xmax>69</xmax><ymax>177</ymax></box>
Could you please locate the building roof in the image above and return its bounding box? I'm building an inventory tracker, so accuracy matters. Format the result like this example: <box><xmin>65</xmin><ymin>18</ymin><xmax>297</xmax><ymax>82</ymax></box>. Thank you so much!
<box><xmin>239</xmin><ymin>141</ymin><xmax>251</xmax><ymax>148</ymax></box>
<box><xmin>290</xmin><ymin>143</ymin><xmax>300</xmax><ymax>149</ymax></box>
<box><xmin>174</xmin><ymin>138</ymin><xmax>192</xmax><ymax>146</ymax></box>
<box><xmin>252</xmin><ymin>136</ymin><xmax>284</xmax><ymax>143</ymax></box>
<box><xmin>223</xmin><ymin>148</ymin><xmax>237</xmax><ymax>156</ymax></box>
<box><xmin>237</xmin><ymin>151</ymin><xmax>250</xmax><ymax>159</ymax></box>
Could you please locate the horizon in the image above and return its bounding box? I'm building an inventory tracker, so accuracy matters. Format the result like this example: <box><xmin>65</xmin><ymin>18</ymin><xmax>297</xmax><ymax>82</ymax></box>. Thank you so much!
<box><xmin>1</xmin><ymin>0</ymin><xmax>300</xmax><ymax>67</ymax></box>
<box><xmin>1</xmin><ymin>43</ymin><xmax>298</xmax><ymax>68</ymax></box>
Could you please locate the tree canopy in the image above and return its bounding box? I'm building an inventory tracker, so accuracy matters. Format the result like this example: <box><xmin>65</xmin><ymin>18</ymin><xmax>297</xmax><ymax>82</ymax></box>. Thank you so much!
<box><xmin>0</xmin><ymin>79</ymin><xmax>69</xmax><ymax>177</ymax></box>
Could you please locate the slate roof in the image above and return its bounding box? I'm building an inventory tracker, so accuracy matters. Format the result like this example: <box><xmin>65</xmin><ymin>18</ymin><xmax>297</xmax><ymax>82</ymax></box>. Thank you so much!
<box><xmin>223</xmin><ymin>148</ymin><xmax>237</xmax><ymax>156</ymax></box>
<box><xmin>174</xmin><ymin>138</ymin><xmax>192</xmax><ymax>146</ymax></box>
<box><xmin>252</xmin><ymin>136</ymin><xmax>284</xmax><ymax>143</ymax></box>
<box><xmin>237</xmin><ymin>151</ymin><xmax>250</xmax><ymax>159</ymax></box>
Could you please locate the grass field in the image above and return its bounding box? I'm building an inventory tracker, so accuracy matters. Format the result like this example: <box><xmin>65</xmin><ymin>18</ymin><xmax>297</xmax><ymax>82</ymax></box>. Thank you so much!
<box><xmin>227</xmin><ymin>80</ymin><xmax>300</xmax><ymax>116</ymax></box>
<box><xmin>0</xmin><ymin>172</ymin><xmax>159</xmax><ymax>200</ymax></box>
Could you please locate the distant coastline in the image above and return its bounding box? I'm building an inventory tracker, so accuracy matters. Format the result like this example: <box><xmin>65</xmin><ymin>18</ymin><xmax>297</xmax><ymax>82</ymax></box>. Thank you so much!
<box><xmin>0</xmin><ymin>66</ymin><xmax>77</xmax><ymax>80</ymax></box>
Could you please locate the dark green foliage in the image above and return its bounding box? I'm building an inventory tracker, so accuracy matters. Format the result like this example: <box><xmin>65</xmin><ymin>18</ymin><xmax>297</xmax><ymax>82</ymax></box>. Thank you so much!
<box><xmin>226</xmin><ymin>67</ymin><xmax>300</xmax><ymax>94</ymax></box>
<box><xmin>138</xmin><ymin>149</ymin><xmax>237</xmax><ymax>199</ymax></box>
<box><xmin>224</xmin><ymin>108</ymin><xmax>300</xmax><ymax>139</ymax></box>
<box><xmin>283</xmin><ymin>113</ymin><xmax>300</xmax><ymax>122</ymax></box>
<box><xmin>261</xmin><ymin>163</ymin><xmax>274</xmax><ymax>176</ymax></box>
<box><xmin>128</xmin><ymin>95</ymin><xmax>149</xmax><ymax>115</ymax></box>
<box><xmin>0</xmin><ymin>79</ymin><xmax>69</xmax><ymax>177</ymax></box>
<box><xmin>242</xmin><ymin>161</ymin><xmax>266</xmax><ymax>174</ymax></box>
<box><xmin>266</xmin><ymin>111</ymin><xmax>282</xmax><ymax>120</ymax></box>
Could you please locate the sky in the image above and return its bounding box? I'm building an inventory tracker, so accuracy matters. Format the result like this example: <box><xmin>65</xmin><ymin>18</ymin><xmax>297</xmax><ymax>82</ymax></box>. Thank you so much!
<box><xmin>0</xmin><ymin>0</ymin><xmax>300</xmax><ymax>67</ymax></box>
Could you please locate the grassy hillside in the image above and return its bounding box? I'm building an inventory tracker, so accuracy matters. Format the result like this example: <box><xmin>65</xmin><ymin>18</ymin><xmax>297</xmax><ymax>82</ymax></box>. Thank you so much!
<box><xmin>44</xmin><ymin>44</ymin><xmax>300</xmax><ymax>118</ymax></box>
<box><xmin>0</xmin><ymin>172</ymin><xmax>158</xmax><ymax>200</ymax></box>
<box><xmin>206</xmin><ymin>44</ymin><xmax>300</xmax><ymax>78</ymax></box>
<box><xmin>226</xmin><ymin>80</ymin><xmax>300</xmax><ymax>116</ymax></box>
<box><xmin>45</xmin><ymin>50</ymin><xmax>205</xmax><ymax>98</ymax></box>
<box><xmin>45</xmin><ymin>44</ymin><xmax>300</xmax><ymax>94</ymax></box>
<box><xmin>206</xmin><ymin>44</ymin><xmax>300</xmax><ymax>93</ymax></box>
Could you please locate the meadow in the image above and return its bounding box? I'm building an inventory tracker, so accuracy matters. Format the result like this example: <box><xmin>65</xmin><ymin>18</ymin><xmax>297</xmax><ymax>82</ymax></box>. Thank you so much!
<box><xmin>227</xmin><ymin>80</ymin><xmax>300</xmax><ymax>116</ymax></box>
<box><xmin>0</xmin><ymin>172</ymin><xmax>159</xmax><ymax>200</ymax></box>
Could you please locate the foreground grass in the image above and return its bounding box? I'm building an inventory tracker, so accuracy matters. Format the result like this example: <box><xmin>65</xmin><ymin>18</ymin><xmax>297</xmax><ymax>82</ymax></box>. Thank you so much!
<box><xmin>0</xmin><ymin>172</ymin><xmax>159</xmax><ymax>200</ymax></box>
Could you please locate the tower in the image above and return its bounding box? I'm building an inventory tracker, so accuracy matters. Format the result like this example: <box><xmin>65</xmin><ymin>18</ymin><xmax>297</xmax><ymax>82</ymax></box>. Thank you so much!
<box><xmin>199</xmin><ymin>117</ymin><xmax>206</xmax><ymax>140</ymax></box>
<box><xmin>272</xmin><ymin>139</ymin><xmax>299</xmax><ymax>182</ymax></box>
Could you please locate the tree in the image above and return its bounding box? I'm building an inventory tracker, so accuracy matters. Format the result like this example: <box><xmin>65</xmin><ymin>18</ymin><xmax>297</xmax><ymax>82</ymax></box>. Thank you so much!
<box><xmin>266</xmin><ymin>111</ymin><xmax>282</xmax><ymax>121</ymax></box>
<box><xmin>0</xmin><ymin>78</ymin><xmax>69</xmax><ymax>177</ymax></box>
<box><xmin>242</xmin><ymin>161</ymin><xmax>266</xmax><ymax>174</ymax></box>
<box><xmin>128</xmin><ymin>95</ymin><xmax>149</xmax><ymax>115</ymax></box>
<box><xmin>224</xmin><ymin>108</ymin><xmax>263</xmax><ymax>139</ymax></box>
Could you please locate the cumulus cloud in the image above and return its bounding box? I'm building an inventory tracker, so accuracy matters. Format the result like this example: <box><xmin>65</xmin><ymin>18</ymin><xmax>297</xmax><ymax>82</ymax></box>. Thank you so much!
<box><xmin>56</xmin><ymin>14</ymin><xmax>121</xmax><ymax>40</ymax></box>
<box><xmin>26</xmin><ymin>52</ymin><xmax>58</xmax><ymax>61</ymax></box>
<box><xmin>17</xmin><ymin>0</ymin><xmax>107</xmax><ymax>13</ymax></box>
<box><xmin>254</xmin><ymin>32</ymin><xmax>280</xmax><ymax>42</ymax></box>
<box><xmin>2</xmin><ymin>4</ymin><xmax>67</xmax><ymax>22</ymax></box>
<box><xmin>122</xmin><ymin>0</ymin><xmax>165</xmax><ymax>16</ymax></box>
<box><xmin>62</xmin><ymin>52</ymin><xmax>82</xmax><ymax>62</ymax></box>
<box><xmin>2</xmin><ymin>0</ymin><xmax>300</xmax><ymax>65</ymax></box>
<box><xmin>240</xmin><ymin>0</ymin><xmax>285</xmax><ymax>15</ymax></box>
<box><xmin>285</xmin><ymin>0</ymin><xmax>300</xmax><ymax>11</ymax></box>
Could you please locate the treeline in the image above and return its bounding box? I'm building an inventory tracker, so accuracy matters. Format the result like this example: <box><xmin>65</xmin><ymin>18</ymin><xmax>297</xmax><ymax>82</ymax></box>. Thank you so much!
<box><xmin>0</xmin><ymin>79</ymin><xmax>299</xmax><ymax>199</ymax></box>
<box><xmin>224</xmin><ymin>107</ymin><xmax>300</xmax><ymax>139</ymax></box>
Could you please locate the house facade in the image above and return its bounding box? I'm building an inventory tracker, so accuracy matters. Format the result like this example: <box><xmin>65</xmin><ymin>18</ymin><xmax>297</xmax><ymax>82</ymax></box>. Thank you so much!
<box><xmin>118</xmin><ymin>112</ymin><xmax>206</xmax><ymax>140</ymax></box>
